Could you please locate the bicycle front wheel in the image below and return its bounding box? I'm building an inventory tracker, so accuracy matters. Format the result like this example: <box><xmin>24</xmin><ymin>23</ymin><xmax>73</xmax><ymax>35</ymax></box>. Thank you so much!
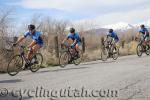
<box><xmin>30</xmin><ymin>53</ymin><xmax>43</xmax><ymax>72</ymax></box>
<box><xmin>7</xmin><ymin>55</ymin><xmax>23</xmax><ymax>76</ymax></box>
<box><xmin>73</xmin><ymin>50</ymin><xmax>83</xmax><ymax>65</ymax></box>
<box><xmin>136</xmin><ymin>44</ymin><xmax>143</xmax><ymax>57</ymax></box>
<box><xmin>101</xmin><ymin>47</ymin><xmax>108</xmax><ymax>61</ymax></box>
<box><xmin>59</xmin><ymin>52</ymin><xmax>70</xmax><ymax>68</ymax></box>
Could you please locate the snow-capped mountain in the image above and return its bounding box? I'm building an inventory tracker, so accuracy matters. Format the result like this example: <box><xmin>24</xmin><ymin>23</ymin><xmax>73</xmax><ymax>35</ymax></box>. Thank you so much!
<box><xmin>101</xmin><ymin>20</ymin><xmax>150</xmax><ymax>32</ymax></box>
<box><xmin>134</xmin><ymin>19</ymin><xmax>150</xmax><ymax>28</ymax></box>
<box><xmin>144</xmin><ymin>20</ymin><xmax>150</xmax><ymax>26</ymax></box>
<box><xmin>82</xmin><ymin>20</ymin><xmax>150</xmax><ymax>35</ymax></box>
<box><xmin>103</xmin><ymin>22</ymin><xmax>134</xmax><ymax>31</ymax></box>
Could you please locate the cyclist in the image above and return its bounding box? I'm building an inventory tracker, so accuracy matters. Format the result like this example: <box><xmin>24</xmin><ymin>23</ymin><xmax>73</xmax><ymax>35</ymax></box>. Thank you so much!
<box><xmin>62</xmin><ymin>27</ymin><xmax>82</xmax><ymax>57</ymax></box>
<box><xmin>136</xmin><ymin>24</ymin><xmax>149</xmax><ymax>45</ymax></box>
<box><xmin>13</xmin><ymin>24</ymin><xmax>44</xmax><ymax>65</ymax></box>
<box><xmin>105</xmin><ymin>29</ymin><xmax>119</xmax><ymax>47</ymax></box>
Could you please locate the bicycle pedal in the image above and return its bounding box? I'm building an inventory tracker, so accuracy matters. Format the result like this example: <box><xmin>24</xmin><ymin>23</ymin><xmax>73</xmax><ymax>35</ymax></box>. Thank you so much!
<box><xmin>33</xmin><ymin>61</ymin><xmax>39</xmax><ymax>64</ymax></box>
<box><xmin>22</xmin><ymin>63</ymin><xmax>30</xmax><ymax>70</ymax></box>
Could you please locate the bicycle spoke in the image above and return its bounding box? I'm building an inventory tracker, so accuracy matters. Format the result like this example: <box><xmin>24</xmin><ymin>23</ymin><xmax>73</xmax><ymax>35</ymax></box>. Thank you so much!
<box><xmin>7</xmin><ymin>55</ymin><xmax>23</xmax><ymax>76</ymax></box>
<box><xmin>30</xmin><ymin>53</ymin><xmax>43</xmax><ymax>72</ymax></box>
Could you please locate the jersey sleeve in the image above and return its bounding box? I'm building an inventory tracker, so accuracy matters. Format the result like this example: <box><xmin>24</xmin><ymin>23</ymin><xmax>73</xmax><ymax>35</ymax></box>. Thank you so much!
<box><xmin>76</xmin><ymin>33</ymin><xmax>80</xmax><ymax>38</ymax></box>
<box><xmin>139</xmin><ymin>29</ymin><xmax>142</xmax><ymax>33</ymax></box>
<box><xmin>24</xmin><ymin>32</ymin><xmax>30</xmax><ymax>38</ymax></box>
<box><xmin>67</xmin><ymin>33</ymin><xmax>71</xmax><ymax>39</ymax></box>
<box><xmin>107</xmin><ymin>32</ymin><xmax>111</xmax><ymax>37</ymax></box>
<box><xmin>33</xmin><ymin>32</ymin><xmax>42</xmax><ymax>40</ymax></box>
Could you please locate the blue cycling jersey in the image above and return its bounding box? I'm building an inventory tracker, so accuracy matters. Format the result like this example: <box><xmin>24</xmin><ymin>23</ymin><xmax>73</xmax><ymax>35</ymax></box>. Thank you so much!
<box><xmin>67</xmin><ymin>33</ymin><xmax>81</xmax><ymax>43</ymax></box>
<box><xmin>24</xmin><ymin>31</ymin><xmax>43</xmax><ymax>46</ymax></box>
<box><xmin>107</xmin><ymin>32</ymin><xmax>119</xmax><ymax>41</ymax></box>
<box><xmin>139</xmin><ymin>28</ymin><xmax>149</xmax><ymax>37</ymax></box>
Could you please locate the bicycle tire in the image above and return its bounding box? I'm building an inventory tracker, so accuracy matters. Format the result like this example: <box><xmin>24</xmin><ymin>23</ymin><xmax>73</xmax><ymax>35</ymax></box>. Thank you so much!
<box><xmin>59</xmin><ymin>52</ymin><xmax>70</xmax><ymax>68</ymax></box>
<box><xmin>73</xmin><ymin>50</ymin><xmax>83</xmax><ymax>65</ymax></box>
<box><xmin>112</xmin><ymin>47</ymin><xmax>119</xmax><ymax>60</ymax></box>
<box><xmin>101</xmin><ymin>47</ymin><xmax>108</xmax><ymax>61</ymax></box>
<box><xmin>136</xmin><ymin>44</ymin><xmax>143</xmax><ymax>57</ymax></box>
<box><xmin>7</xmin><ymin>55</ymin><xmax>23</xmax><ymax>76</ymax></box>
<box><xmin>30</xmin><ymin>53</ymin><xmax>43</xmax><ymax>72</ymax></box>
<box><xmin>145</xmin><ymin>45</ymin><xmax>150</xmax><ymax>55</ymax></box>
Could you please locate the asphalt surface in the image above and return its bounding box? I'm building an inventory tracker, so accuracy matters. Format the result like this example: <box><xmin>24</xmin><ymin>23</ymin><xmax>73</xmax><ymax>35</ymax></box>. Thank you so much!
<box><xmin>0</xmin><ymin>54</ymin><xmax>150</xmax><ymax>100</ymax></box>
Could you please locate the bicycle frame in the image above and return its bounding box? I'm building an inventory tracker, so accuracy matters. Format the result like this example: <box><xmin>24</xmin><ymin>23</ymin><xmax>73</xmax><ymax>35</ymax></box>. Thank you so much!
<box><xmin>61</xmin><ymin>44</ymin><xmax>77</xmax><ymax>59</ymax></box>
<box><xmin>106</xmin><ymin>42</ymin><xmax>114</xmax><ymax>53</ymax></box>
<box><xmin>18</xmin><ymin>45</ymin><xmax>30</xmax><ymax>64</ymax></box>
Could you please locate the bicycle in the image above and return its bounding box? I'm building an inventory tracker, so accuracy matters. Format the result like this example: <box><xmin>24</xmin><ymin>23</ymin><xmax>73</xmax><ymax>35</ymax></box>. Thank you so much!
<box><xmin>136</xmin><ymin>38</ymin><xmax>150</xmax><ymax>57</ymax></box>
<box><xmin>59</xmin><ymin>43</ymin><xmax>83</xmax><ymax>68</ymax></box>
<box><xmin>101</xmin><ymin>40</ymin><xmax>119</xmax><ymax>61</ymax></box>
<box><xmin>7</xmin><ymin>45</ymin><xmax>43</xmax><ymax>76</ymax></box>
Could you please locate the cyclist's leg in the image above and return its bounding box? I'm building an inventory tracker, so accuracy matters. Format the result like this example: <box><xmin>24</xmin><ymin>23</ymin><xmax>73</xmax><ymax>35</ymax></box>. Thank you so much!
<box><xmin>142</xmin><ymin>36</ymin><xmax>146</xmax><ymax>45</ymax></box>
<box><xmin>144</xmin><ymin>36</ymin><xmax>150</xmax><ymax>49</ymax></box>
<box><xmin>32</xmin><ymin>44</ymin><xmax>42</xmax><ymax>54</ymax></box>
<box><xmin>24</xmin><ymin>46</ymin><xmax>37</xmax><ymax>69</ymax></box>
<box><xmin>27</xmin><ymin>44</ymin><xmax>42</xmax><ymax>60</ymax></box>
<box><xmin>75</xmin><ymin>42</ymin><xmax>82</xmax><ymax>58</ymax></box>
<box><xmin>27</xmin><ymin>49</ymin><xmax>33</xmax><ymax>60</ymax></box>
<box><xmin>75</xmin><ymin>42</ymin><xmax>82</xmax><ymax>51</ymax></box>
<box><xmin>147</xmin><ymin>37</ymin><xmax>150</xmax><ymax>45</ymax></box>
<box><xmin>145</xmin><ymin>36</ymin><xmax>150</xmax><ymax>45</ymax></box>
<box><xmin>32</xmin><ymin>44</ymin><xmax>42</xmax><ymax>63</ymax></box>
<box><xmin>114</xmin><ymin>39</ymin><xmax>119</xmax><ymax>48</ymax></box>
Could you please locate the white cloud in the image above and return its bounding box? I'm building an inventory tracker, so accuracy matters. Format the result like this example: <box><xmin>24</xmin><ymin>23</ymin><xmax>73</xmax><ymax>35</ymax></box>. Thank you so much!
<box><xmin>82</xmin><ymin>4</ymin><xmax>150</xmax><ymax>26</ymax></box>
<box><xmin>21</xmin><ymin>0</ymin><xmax>149</xmax><ymax>12</ymax></box>
<box><xmin>8</xmin><ymin>0</ymin><xmax>150</xmax><ymax>26</ymax></box>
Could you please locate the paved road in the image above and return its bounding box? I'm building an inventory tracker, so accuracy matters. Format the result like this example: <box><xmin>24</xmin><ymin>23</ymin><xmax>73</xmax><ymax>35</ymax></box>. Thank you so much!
<box><xmin>0</xmin><ymin>55</ymin><xmax>150</xmax><ymax>100</ymax></box>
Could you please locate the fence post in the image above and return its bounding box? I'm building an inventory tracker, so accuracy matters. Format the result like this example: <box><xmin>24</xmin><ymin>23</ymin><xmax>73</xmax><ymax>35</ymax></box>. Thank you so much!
<box><xmin>131</xmin><ymin>36</ymin><xmax>134</xmax><ymax>41</ymax></box>
<box><xmin>82</xmin><ymin>37</ymin><xmax>85</xmax><ymax>53</ymax></box>
<box><xmin>121</xmin><ymin>40</ymin><xmax>125</xmax><ymax>48</ymax></box>
<box><xmin>13</xmin><ymin>37</ymin><xmax>18</xmax><ymax>42</ymax></box>
<box><xmin>100</xmin><ymin>37</ymin><xmax>105</xmax><ymax>49</ymax></box>
<box><xmin>54</xmin><ymin>36</ymin><xmax>59</xmax><ymax>58</ymax></box>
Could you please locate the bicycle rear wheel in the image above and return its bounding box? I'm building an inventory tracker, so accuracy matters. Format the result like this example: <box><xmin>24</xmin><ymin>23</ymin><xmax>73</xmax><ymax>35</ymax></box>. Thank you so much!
<box><xmin>7</xmin><ymin>55</ymin><xmax>23</xmax><ymax>76</ymax></box>
<box><xmin>145</xmin><ymin>45</ymin><xmax>150</xmax><ymax>55</ymax></box>
<box><xmin>30</xmin><ymin>53</ymin><xmax>43</xmax><ymax>72</ymax></box>
<box><xmin>112</xmin><ymin>47</ymin><xmax>119</xmax><ymax>60</ymax></box>
<box><xmin>137</xmin><ymin>44</ymin><xmax>143</xmax><ymax>57</ymax></box>
<box><xmin>59</xmin><ymin>52</ymin><xmax>70</xmax><ymax>68</ymax></box>
<box><xmin>73</xmin><ymin>50</ymin><xmax>83</xmax><ymax>65</ymax></box>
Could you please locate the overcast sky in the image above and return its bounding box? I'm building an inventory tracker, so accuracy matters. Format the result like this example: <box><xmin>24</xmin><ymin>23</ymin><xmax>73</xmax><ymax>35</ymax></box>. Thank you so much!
<box><xmin>1</xmin><ymin>0</ymin><xmax>150</xmax><ymax>26</ymax></box>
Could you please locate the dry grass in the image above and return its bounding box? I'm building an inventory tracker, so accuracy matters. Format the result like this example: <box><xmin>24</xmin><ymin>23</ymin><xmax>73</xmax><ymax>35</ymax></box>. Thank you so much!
<box><xmin>0</xmin><ymin>49</ymin><xmax>15</xmax><ymax>73</ymax></box>
<box><xmin>41</xmin><ymin>49</ymin><xmax>59</xmax><ymax>66</ymax></box>
<box><xmin>83</xmin><ymin>41</ymin><xmax>138</xmax><ymax>62</ymax></box>
<box><xmin>119</xmin><ymin>41</ymin><xmax>137</xmax><ymax>56</ymax></box>
<box><xmin>0</xmin><ymin>35</ymin><xmax>139</xmax><ymax>73</ymax></box>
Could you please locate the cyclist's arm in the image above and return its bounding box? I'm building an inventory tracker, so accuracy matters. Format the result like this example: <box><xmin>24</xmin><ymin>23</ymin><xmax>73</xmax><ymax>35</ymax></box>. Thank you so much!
<box><xmin>72</xmin><ymin>39</ymin><xmax>77</xmax><ymax>45</ymax></box>
<box><xmin>72</xmin><ymin>34</ymin><xmax>80</xmax><ymax>45</ymax></box>
<box><xmin>104</xmin><ymin>35</ymin><xmax>109</xmax><ymax>42</ymax></box>
<box><xmin>15</xmin><ymin>32</ymin><xmax>30</xmax><ymax>45</ymax></box>
<box><xmin>62</xmin><ymin>37</ymin><xmax>68</xmax><ymax>44</ymax></box>
<box><xmin>15</xmin><ymin>36</ymin><xmax>25</xmax><ymax>45</ymax></box>
<box><xmin>136</xmin><ymin>32</ymin><xmax>140</xmax><ymax>38</ymax></box>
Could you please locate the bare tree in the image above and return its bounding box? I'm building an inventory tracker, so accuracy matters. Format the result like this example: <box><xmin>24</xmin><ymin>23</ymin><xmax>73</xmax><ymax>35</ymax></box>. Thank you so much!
<box><xmin>0</xmin><ymin>8</ymin><xmax>14</xmax><ymax>37</ymax></box>
<box><xmin>0</xmin><ymin>8</ymin><xmax>15</xmax><ymax>72</ymax></box>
